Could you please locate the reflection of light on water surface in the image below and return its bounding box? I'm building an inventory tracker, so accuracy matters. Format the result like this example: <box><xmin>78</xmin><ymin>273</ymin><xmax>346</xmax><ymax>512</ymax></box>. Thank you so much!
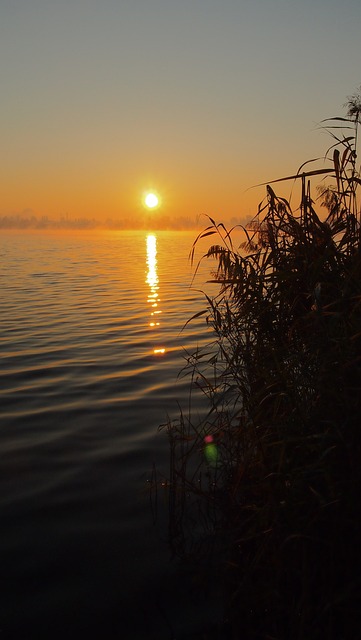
<box><xmin>146</xmin><ymin>234</ymin><xmax>165</xmax><ymax>355</ymax></box>
<box><xmin>146</xmin><ymin>235</ymin><xmax>158</xmax><ymax>291</ymax></box>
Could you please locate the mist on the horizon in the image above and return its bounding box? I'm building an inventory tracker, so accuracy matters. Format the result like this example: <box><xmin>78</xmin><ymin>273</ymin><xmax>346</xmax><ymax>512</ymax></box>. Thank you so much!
<box><xmin>0</xmin><ymin>211</ymin><xmax>253</xmax><ymax>232</ymax></box>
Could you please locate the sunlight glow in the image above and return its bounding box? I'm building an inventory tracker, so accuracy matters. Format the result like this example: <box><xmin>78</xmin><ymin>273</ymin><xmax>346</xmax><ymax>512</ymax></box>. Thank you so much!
<box><xmin>145</xmin><ymin>193</ymin><xmax>159</xmax><ymax>209</ymax></box>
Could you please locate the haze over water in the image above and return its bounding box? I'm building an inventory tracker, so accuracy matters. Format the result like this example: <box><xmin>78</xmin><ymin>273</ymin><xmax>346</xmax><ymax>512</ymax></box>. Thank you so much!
<box><xmin>0</xmin><ymin>229</ymin><xmax>218</xmax><ymax>638</ymax></box>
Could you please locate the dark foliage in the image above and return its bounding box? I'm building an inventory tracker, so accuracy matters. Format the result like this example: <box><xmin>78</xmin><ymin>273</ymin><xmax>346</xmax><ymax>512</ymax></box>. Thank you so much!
<box><xmin>157</xmin><ymin>91</ymin><xmax>361</xmax><ymax>639</ymax></box>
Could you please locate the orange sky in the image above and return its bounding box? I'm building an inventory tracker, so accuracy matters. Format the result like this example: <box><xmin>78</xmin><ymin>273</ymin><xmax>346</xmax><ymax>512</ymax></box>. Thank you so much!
<box><xmin>1</xmin><ymin>1</ymin><xmax>360</xmax><ymax>226</ymax></box>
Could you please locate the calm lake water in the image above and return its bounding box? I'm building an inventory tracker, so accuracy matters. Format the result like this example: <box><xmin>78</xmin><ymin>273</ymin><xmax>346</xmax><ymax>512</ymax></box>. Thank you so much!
<box><xmin>0</xmin><ymin>229</ymin><xmax>221</xmax><ymax>639</ymax></box>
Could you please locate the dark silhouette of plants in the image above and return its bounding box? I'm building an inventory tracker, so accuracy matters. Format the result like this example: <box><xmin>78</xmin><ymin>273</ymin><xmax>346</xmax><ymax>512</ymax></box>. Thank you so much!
<box><xmin>155</xmin><ymin>89</ymin><xmax>361</xmax><ymax>639</ymax></box>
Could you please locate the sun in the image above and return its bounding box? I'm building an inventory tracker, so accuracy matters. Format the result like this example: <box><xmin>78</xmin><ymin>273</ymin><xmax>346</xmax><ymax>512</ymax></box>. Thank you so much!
<box><xmin>145</xmin><ymin>193</ymin><xmax>159</xmax><ymax>209</ymax></box>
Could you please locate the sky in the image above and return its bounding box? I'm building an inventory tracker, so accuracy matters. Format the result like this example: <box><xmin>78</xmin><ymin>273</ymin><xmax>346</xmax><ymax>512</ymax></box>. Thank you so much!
<box><xmin>1</xmin><ymin>0</ymin><xmax>360</xmax><ymax>226</ymax></box>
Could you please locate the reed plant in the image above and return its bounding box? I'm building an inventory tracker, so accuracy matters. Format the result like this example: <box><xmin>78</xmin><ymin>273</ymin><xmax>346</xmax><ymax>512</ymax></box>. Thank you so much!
<box><xmin>156</xmin><ymin>90</ymin><xmax>361</xmax><ymax>639</ymax></box>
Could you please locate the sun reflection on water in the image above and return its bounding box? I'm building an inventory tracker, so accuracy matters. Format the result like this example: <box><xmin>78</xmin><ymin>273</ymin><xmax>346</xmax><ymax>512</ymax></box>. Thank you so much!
<box><xmin>146</xmin><ymin>234</ymin><xmax>165</xmax><ymax>355</ymax></box>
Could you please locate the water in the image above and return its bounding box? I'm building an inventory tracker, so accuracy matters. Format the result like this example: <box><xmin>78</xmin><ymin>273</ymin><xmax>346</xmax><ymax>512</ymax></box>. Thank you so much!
<box><xmin>0</xmin><ymin>229</ymin><xmax>220</xmax><ymax>639</ymax></box>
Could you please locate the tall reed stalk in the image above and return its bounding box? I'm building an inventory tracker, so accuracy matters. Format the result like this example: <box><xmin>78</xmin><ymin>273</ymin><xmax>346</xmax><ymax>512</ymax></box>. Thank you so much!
<box><xmin>157</xmin><ymin>90</ymin><xmax>361</xmax><ymax>639</ymax></box>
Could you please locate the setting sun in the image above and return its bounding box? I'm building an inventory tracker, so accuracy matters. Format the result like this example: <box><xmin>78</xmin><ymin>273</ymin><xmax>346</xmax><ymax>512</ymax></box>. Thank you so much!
<box><xmin>145</xmin><ymin>193</ymin><xmax>159</xmax><ymax>209</ymax></box>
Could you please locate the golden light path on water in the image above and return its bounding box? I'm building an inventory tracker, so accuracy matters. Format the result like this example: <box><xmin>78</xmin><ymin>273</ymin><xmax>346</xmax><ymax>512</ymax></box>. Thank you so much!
<box><xmin>146</xmin><ymin>234</ymin><xmax>165</xmax><ymax>355</ymax></box>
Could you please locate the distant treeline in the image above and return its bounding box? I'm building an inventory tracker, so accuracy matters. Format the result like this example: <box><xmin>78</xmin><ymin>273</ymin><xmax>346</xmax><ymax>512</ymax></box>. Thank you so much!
<box><xmin>0</xmin><ymin>213</ymin><xmax>248</xmax><ymax>231</ymax></box>
<box><xmin>0</xmin><ymin>215</ymin><xmax>98</xmax><ymax>230</ymax></box>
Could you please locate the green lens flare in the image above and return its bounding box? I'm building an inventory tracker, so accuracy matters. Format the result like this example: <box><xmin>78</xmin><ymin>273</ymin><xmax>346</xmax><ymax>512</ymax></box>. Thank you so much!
<box><xmin>204</xmin><ymin>442</ymin><xmax>218</xmax><ymax>467</ymax></box>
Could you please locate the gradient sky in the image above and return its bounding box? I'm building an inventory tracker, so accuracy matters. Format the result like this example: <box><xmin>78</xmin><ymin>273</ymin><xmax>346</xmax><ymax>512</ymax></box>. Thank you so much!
<box><xmin>1</xmin><ymin>0</ymin><xmax>360</xmax><ymax>224</ymax></box>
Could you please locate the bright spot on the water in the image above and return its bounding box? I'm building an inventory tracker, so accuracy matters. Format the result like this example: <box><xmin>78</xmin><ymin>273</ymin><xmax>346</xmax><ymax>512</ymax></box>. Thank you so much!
<box><xmin>154</xmin><ymin>348</ymin><xmax>165</xmax><ymax>354</ymax></box>
<box><xmin>145</xmin><ymin>193</ymin><xmax>159</xmax><ymax>208</ymax></box>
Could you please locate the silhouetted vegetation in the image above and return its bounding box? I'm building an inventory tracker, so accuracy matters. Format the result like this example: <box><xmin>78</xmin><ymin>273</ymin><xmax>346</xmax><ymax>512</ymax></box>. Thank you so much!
<box><xmin>158</xmin><ymin>89</ymin><xmax>361</xmax><ymax>638</ymax></box>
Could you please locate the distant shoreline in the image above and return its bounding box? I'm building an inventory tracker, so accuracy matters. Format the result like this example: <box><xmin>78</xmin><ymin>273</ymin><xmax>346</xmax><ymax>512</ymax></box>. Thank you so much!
<box><xmin>0</xmin><ymin>214</ymin><xmax>249</xmax><ymax>232</ymax></box>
